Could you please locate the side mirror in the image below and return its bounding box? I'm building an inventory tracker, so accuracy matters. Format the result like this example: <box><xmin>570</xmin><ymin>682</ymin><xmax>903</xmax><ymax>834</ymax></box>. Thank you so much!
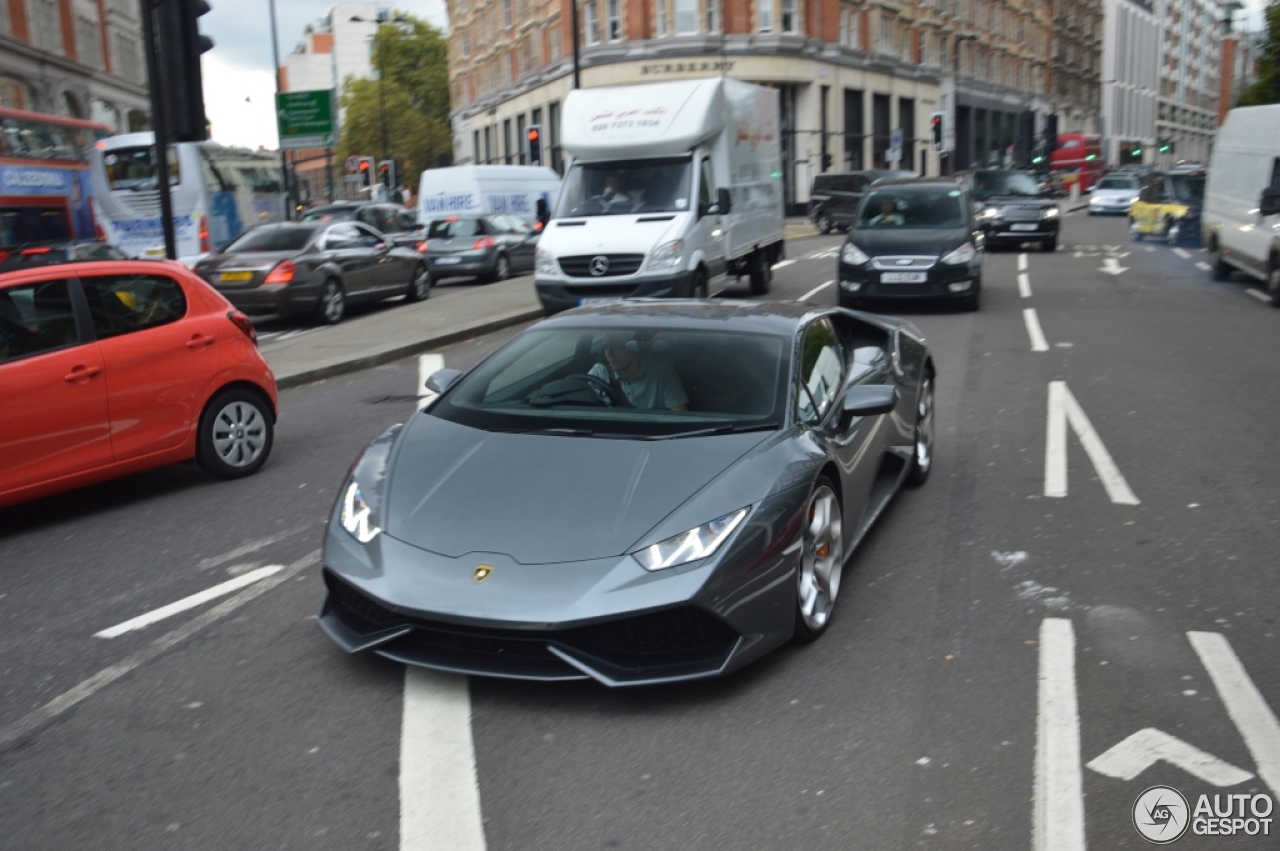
<box><xmin>536</xmin><ymin>198</ymin><xmax>550</xmax><ymax>226</ymax></box>
<box><xmin>842</xmin><ymin>384</ymin><xmax>898</xmax><ymax>418</ymax></box>
<box><xmin>425</xmin><ymin>368</ymin><xmax>464</xmax><ymax>395</ymax></box>
<box><xmin>717</xmin><ymin>187</ymin><xmax>732</xmax><ymax>216</ymax></box>
<box><xmin>1260</xmin><ymin>189</ymin><xmax>1280</xmax><ymax>217</ymax></box>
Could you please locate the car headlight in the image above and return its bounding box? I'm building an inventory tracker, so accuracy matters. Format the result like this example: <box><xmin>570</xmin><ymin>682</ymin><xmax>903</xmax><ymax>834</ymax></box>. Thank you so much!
<box><xmin>977</xmin><ymin>206</ymin><xmax>999</xmax><ymax>221</ymax></box>
<box><xmin>941</xmin><ymin>242</ymin><xmax>977</xmax><ymax>265</ymax></box>
<box><xmin>840</xmin><ymin>243</ymin><xmax>870</xmax><ymax>265</ymax></box>
<box><xmin>340</xmin><ymin>481</ymin><xmax>381</xmax><ymax>544</ymax></box>
<box><xmin>633</xmin><ymin>508</ymin><xmax>747</xmax><ymax>571</ymax></box>
<box><xmin>1042</xmin><ymin>207</ymin><xmax>1060</xmax><ymax>219</ymax></box>
<box><xmin>535</xmin><ymin>248</ymin><xmax>557</xmax><ymax>275</ymax></box>
<box><xmin>647</xmin><ymin>239</ymin><xmax>684</xmax><ymax>270</ymax></box>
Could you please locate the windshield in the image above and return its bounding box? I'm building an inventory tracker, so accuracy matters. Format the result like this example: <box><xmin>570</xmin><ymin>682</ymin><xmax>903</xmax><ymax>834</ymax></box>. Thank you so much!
<box><xmin>224</xmin><ymin>225</ymin><xmax>315</xmax><ymax>253</ymax></box>
<box><xmin>971</xmin><ymin>171</ymin><xmax>1039</xmax><ymax>198</ymax></box>
<box><xmin>1170</xmin><ymin>176</ymin><xmax>1205</xmax><ymax>205</ymax></box>
<box><xmin>102</xmin><ymin>146</ymin><xmax>180</xmax><ymax>191</ymax></box>
<box><xmin>856</xmin><ymin>189</ymin><xmax>968</xmax><ymax>229</ymax></box>
<box><xmin>431</xmin><ymin>326</ymin><xmax>789</xmax><ymax>437</ymax></box>
<box><xmin>554</xmin><ymin>158</ymin><xmax>692</xmax><ymax>217</ymax></box>
<box><xmin>1096</xmin><ymin>177</ymin><xmax>1139</xmax><ymax>191</ymax></box>
<box><xmin>302</xmin><ymin>207</ymin><xmax>358</xmax><ymax>222</ymax></box>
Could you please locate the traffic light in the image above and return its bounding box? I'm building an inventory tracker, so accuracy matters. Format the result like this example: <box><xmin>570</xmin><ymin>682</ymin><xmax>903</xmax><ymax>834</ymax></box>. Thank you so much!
<box><xmin>358</xmin><ymin>157</ymin><xmax>373</xmax><ymax>188</ymax></box>
<box><xmin>1045</xmin><ymin>113</ymin><xmax>1059</xmax><ymax>154</ymax></box>
<box><xmin>158</xmin><ymin>0</ymin><xmax>215</xmax><ymax>142</ymax></box>
<box><xmin>526</xmin><ymin>125</ymin><xmax>542</xmax><ymax>165</ymax></box>
<box><xmin>929</xmin><ymin>112</ymin><xmax>945</xmax><ymax>152</ymax></box>
<box><xmin>1158</xmin><ymin>137</ymin><xmax>1172</xmax><ymax>153</ymax></box>
<box><xmin>378</xmin><ymin>160</ymin><xmax>395</xmax><ymax>188</ymax></box>
<box><xmin>1132</xmin><ymin>146</ymin><xmax>1142</xmax><ymax>157</ymax></box>
<box><xmin>821</xmin><ymin>152</ymin><xmax>833</xmax><ymax>170</ymax></box>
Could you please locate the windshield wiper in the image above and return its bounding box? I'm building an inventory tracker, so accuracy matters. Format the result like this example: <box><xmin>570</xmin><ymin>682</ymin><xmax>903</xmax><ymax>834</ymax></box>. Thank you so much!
<box><xmin>643</xmin><ymin>423</ymin><xmax>781</xmax><ymax>440</ymax></box>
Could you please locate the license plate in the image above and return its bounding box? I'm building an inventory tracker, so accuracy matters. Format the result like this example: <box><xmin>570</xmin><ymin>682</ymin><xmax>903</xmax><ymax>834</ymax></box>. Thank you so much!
<box><xmin>144</xmin><ymin>247</ymin><xmax>166</xmax><ymax>257</ymax></box>
<box><xmin>1011</xmin><ymin>223</ymin><xmax>1039</xmax><ymax>232</ymax></box>
<box><xmin>434</xmin><ymin>257</ymin><xmax>461</xmax><ymax>265</ymax></box>
<box><xmin>219</xmin><ymin>271</ymin><xmax>253</xmax><ymax>283</ymax></box>
<box><xmin>880</xmin><ymin>272</ymin><xmax>927</xmax><ymax>284</ymax></box>
<box><xmin>579</xmin><ymin>297</ymin><xmax>623</xmax><ymax>306</ymax></box>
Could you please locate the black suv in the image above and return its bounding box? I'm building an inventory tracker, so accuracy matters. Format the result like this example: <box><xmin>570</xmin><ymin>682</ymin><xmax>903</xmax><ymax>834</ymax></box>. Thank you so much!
<box><xmin>301</xmin><ymin>202</ymin><xmax>424</xmax><ymax>249</ymax></box>
<box><xmin>809</xmin><ymin>170</ymin><xmax>916</xmax><ymax>234</ymax></box>
<box><xmin>958</xmin><ymin>169</ymin><xmax>1060</xmax><ymax>252</ymax></box>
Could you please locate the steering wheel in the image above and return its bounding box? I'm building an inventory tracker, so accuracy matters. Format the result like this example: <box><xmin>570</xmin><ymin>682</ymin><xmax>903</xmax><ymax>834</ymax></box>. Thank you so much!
<box><xmin>567</xmin><ymin>373</ymin><xmax>629</xmax><ymax>407</ymax></box>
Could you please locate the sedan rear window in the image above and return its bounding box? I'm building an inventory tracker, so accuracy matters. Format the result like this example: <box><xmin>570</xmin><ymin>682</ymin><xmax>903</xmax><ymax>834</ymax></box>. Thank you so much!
<box><xmin>224</xmin><ymin>226</ymin><xmax>315</xmax><ymax>252</ymax></box>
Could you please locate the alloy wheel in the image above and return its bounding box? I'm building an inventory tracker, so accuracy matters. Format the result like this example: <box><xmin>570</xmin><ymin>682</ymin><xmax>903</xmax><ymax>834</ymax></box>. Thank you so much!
<box><xmin>797</xmin><ymin>484</ymin><xmax>844</xmax><ymax>632</ymax></box>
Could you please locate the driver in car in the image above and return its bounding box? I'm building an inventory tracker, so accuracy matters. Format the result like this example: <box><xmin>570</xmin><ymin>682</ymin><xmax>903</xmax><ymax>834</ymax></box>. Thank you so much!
<box><xmin>589</xmin><ymin>332</ymin><xmax>688</xmax><ymax>411</ymax></box>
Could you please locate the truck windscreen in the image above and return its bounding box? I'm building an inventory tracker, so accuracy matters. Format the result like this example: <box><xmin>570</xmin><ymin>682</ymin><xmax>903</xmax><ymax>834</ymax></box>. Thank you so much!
<box><xmin>554</xmin><ymin>158</ymin><xmax>692</xmax><ymax>217</ymax></box>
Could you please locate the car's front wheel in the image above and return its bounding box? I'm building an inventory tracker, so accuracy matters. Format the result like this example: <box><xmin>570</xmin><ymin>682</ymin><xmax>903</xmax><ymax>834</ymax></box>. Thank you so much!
<box><xmin>906</xmin><ymin>375</ymin><xmax>934</xmax><ymax>487</ymax></box>
<box><xmin>1209</xmin><ymin>240</ymin><xmax>1232</xmax><ymax>281</ymax></box>
<box><xmin>816</xmin><ymin>212</ymin><xmax>832</xmax><ymax>235</ymax></box>
<box><xmin>1268</xmin><ymin>259</ymin><xmax>1280</xmax><ymax>307</ymax></box>
<box><xmin>196</xmin><ymin>388</ymin><xmax>274</xmax><ymax>479</ymax></box>
<box><xmin>794</xmin><ymin>477</ymin><xmax>844</xmax><ymax>642</ymax></box>
<box><xmin>1130</xmin><ymin>219</ymin><xmax>1143</xmax><ymax>241</ymax></box>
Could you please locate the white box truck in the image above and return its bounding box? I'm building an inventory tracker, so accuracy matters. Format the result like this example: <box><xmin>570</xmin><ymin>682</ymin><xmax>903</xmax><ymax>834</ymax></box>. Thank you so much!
<box><xmin>1203</xmin><ymin>105</ymin><xmax>1280</xmax><ymax>305</ymax></box>
<box><xmin>533</xmin><ymin>77</ymin><xmax>785</xmax><ymax>314</ymax></box>
<box><xmin>417</xmin><ymin>164</ymin><xmax>561</xmax><ymax>226</ymax></box>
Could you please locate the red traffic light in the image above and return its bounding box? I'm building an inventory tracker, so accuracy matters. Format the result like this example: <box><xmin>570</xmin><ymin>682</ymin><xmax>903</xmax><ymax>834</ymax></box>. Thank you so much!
<box><xmin>527</xmin><ymin>128</ymin><xmax>540</xmax><ymax>141</ymax></box>
<box><xmin>358</xmin><ymin>160</ymin><xmax>370</xmax><ymax>171</ymax></box>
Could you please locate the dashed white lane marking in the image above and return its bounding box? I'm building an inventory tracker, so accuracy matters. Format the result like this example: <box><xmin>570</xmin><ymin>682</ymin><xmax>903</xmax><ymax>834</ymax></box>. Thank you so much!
<box><xmin>1045</xmin><ymin>381</ymin><xmax>1140</xmax><ymax>505</ymax></box>
<box><xmin>1018</xmin><ymin>272</ymin><xmax>1032</xmax><ymax>298</ymax></box>
<box><xmin>800</xmin><ymin>280</ymin><xmax>834</xmax><ymax>301</ymax></box>
<box><xmin>0</xmin><ymin>550</ymin><xmax>318</xmax><ymax>751</ymax></box>
<box><xmin>94</xmin><ymin>566</ymin><xmax>284</xmax><ymax>638</ymax></box>
<box><xmin>195</xmin><ymin>524</ymin><xmax>313</xmax><ymax>570</ymax></box>
<box><xmin>1189</xmin><ymin>631</ymin><xmax>1280</xmax><ymax>796</ymax></box>
<box><xmin>1034</xmin><ymin>618</ymin><xmax>1087</xmax><ymax>851</ymax></box>
<box><xmin>402</xmin><ymin>670</ymin><xmax>487</xmax><ymax>850</ymax></box>
<box><xmin>418</xmin><ymin>353</ymin><xmax>445</xmax><ymax>409</ymax></box>
<box><xmin>1173</xmin><ymin>248</ymin><xmax>1192</xmax><ymax>259</ymax></box>
<box><xmin>1017</xmin><ymin>253</ymin><xmax>1028</xmax><ymax>271</ymax></box>
<box><xmin>1196</xmin><ymin>262</ymin><xmax>1212</xmax><ymax>272</ymax></box>
<box><xmin>772</xmin><ymin>259</ymin><xmax>797</xmax><ymax>270</ymax></box>
<box><xmin>1023</xmin><ymin>308</ymin><xmax>1050</xmax><ymax>352</ymax></box>
<box><xmin>1247</xmin><ymin>289</ymin><xmax>1271</xmax><ymax>303</ymax></box>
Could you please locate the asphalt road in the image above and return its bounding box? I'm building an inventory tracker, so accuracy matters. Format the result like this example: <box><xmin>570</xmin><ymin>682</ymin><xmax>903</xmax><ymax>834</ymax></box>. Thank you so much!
<box><xmin>2</xmin><ymin>212</ymin><xmax>1278</xmax><ymax>850</ymax></box>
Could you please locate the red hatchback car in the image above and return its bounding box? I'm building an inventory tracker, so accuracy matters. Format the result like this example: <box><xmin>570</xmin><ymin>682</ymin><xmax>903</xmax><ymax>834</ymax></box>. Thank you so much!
<box><xmin>0</xmin><ymin>259</ymin><xmax>279</xmax><ymax>509</ymax></box>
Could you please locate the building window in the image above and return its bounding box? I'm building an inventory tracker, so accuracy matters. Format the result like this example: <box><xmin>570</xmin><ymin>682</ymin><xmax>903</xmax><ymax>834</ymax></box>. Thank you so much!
<box><xmin>584</xmin><ymin>0</ymin><xmax>600</xmax><ymax>45</ymax></box>
<box><xmin>32</xmin><ymin>0</ymin><xmax>61</xmax><ymax>52</ymax></box>
<box><xmin>77</xmin><ymin>15</ymin><xmax>103</xmax><ymax>70</ymax></box>
<box><xmin>705</xmin><ymin>0</ymin><xmax>719</xmax><ymax>33</ymax></box>
<box><xmin>780</xmin><ymin>0</ymin><xmax>797</xmax><ymax>33</ymax></box>
<box><xmin>656</xmin><ymin>0</ymin><xmax>667</xmax><ymax>36</ymax></box>
<box><xmin>550</xmin><ymin>21</ymin><xmax>562</xmax><ymax>60</ymax></box>
<box><xmin>607</xmin><ymin>0</ymin><xmax>622</xmax><ymax>40</ymax></box>
<box><xmin>503</xmin><ymin>0</ymin><xmax>512</xmax><ymax>28</ymax></box>
<box><xmin>461</xmin><ymin>31</ymin><xmax>470</xmax><ymax>58</ymax></box>
<box><xmin>676</xmin><ymin>0</ymin><xmax>697</xmax><ymax>34</ymax></box>
<box><xmin>878</xmin><ymin>12</ymin><xmax>894</xmax><ymax>56</ymax></box>
<box><xmin>758</xmin><ymin>0</ymin><xmax>772</xmax><ymax>33</ymax></box>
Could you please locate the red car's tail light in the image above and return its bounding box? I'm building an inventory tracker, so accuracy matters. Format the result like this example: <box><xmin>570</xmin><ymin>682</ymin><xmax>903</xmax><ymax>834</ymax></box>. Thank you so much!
<box><xmin>264</xmin><ymin>260</ymin><xmax>295</xmax><ymax>285</ymax></box>
<box><xmin>473</xmin><ymin>236</ymin><xmax>496</xmax><ymax>250</ymax></box>
<box><xmin>227</xmin><ymin>310</ymin><xmax>257</xmax><ymax>344</ymax></box>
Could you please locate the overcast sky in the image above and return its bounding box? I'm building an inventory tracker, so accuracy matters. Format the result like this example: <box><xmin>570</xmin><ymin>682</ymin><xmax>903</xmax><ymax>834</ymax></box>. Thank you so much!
<box><xmin>201</xmin><ymin>0</ymin><xmax>1268</xmax><ymax>151</ymax></box>
<box><xmin>202</xmin><ymin>0</ymin><xmax>448</xmax><ymax>150</ymax></box>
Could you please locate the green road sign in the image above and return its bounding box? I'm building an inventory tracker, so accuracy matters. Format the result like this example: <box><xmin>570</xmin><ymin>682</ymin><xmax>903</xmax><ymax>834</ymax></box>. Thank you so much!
<box><xmin>276</xmin><ymin>90</ymin><xmax>337</xmax><ymax>150</ymax></box>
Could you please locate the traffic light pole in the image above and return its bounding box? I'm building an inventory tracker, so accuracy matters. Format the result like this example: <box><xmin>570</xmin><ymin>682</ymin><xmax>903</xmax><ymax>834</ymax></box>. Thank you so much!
<box><xmin>268</xmin><ymin>0</ymin><xmax>291</xmax><ymax>220</ymax></box>
<box><xmin>140</xmin><ymin>0</ymin><xmax>177</xmax><ymax>260</ymax></box>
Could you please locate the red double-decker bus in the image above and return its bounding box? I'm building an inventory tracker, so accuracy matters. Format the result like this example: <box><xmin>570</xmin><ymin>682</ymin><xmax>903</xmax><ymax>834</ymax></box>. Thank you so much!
<box><xmin>0</xmin><ymin>106</ymin><xmax>111</xmax><ymax>250</ymax></box>
<box><xmin>1049</xmin><ymin>132</ymin><xmax>1104</xmax><ymax>192</ymax></box>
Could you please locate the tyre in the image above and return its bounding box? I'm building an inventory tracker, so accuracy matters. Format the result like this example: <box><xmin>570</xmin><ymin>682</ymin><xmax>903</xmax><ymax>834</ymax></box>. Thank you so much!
<box><xmin>793</xmin><ymin>476</ymin><xmax>844</xmax><ymax>643</ymax></box>
<box><xmin>748</xmin><ymin>250</ymin><xmax>772</xmax><ymax>295</ymax></box>
<box><xmin>961</xmin><ymin>285</ymin><xmax>981</xmax><ymax>312</ymax></box>
<box><xmin>1268</xmin><ymin>260</ymin><xmax>1280</xmax><ymax>308</ymax></box>
<box><xmin>1208</xmin><ymin>240</ymin><xmax>1232</xmax><ymax>281</ymax></box>
<box><xmin>196</xmin><ymin>388</ymin><xmax>274</xmax><ymax>479</ymax></box>
<box><xmin>816</xmin><ymin>212</ymin><xmax>833</xmax><ymax>235</ymax></box>
<box><xmin>406</xmin><ymin>263</ymin><xmax>432</xmax><ymax>302</ymax></box>
<box><xmin>1042</xmin><ymin>236</ymin><xmax>1057</xmax><ymax>253</ymax></box>
<box><xmin>313</xmin><ymin>279</ymin><xmax>345</xmax><ymax>325</ymax></box>
<box><xmin>691</xmin><ymin>270</ymin><xmax>709</xmax><ymax>299</ymax></box>
<box><xmin>905</xmin><ymin>375</ymin><xmax>935</xmax><ymax>487</ymax></box>
<box><xmin>1130</xmin><ymin>219</ymin><xmax>1143</xmax><ymax>242</ymax></box>
<box><xmin>487</xmin><ymin>253</ymin><xmax>511</xmax><ymax>283</ymax></box>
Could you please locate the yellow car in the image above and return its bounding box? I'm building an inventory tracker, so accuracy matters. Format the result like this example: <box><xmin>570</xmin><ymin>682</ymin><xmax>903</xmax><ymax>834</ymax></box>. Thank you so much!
<box><xmin>1129</xmin><ymin>169</ymin><xmax>1205</xmax><ymax>245</ymax></box>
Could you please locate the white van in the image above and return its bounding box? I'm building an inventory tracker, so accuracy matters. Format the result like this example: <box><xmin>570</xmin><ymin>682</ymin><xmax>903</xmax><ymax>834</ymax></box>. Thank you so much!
<box><xmin>532</xmin><ymin>77</ymin><xmax>785</xmax><ymax>315</ymax></box>
<box><xmin>1203</xmin><ymin>106</ymin><xmax>1280</xmax><ymax>305</ymax></box>
<box><xmin>417</xmin><ymin>164</ymin><xmax>561</xmax><ymax>225</ymax></box>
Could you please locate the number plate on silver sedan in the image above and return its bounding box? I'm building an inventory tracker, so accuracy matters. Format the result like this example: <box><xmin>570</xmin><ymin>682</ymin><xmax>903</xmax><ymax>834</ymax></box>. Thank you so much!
<box><xmin>881</xmin><ymin>272</ymin><xmax>927</xmax><ymax>284</ymax></box>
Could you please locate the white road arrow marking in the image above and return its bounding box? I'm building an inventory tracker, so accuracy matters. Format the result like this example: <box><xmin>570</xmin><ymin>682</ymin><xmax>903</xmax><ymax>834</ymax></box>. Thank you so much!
<box><xmin>1045</xmin><ymin>381</ymin><xmax>1140</xmax><ymax>504</ymax></box>
<box><xmin>1035</xmin><ymin>618</ymin><xmax>1086</xmax><ymax>851</ymax></box>
<box><xmin>772</xmin><ymin>258</ymin><xmax>797</xmax><ymax>269</ymax></box>
<box><xmin>1196</xmin><ymin>261</ymin><xmax>1211</xmax><ymax>271</ymax></box>
<box><xmin>1247</xmin><ymin>289</ymin><xmax>1271</xmax><ymax>303</ymax></box>
<box><xmin>1189</xmin><ymin>631</ymin><xmax>1280</xmax><ymax>796</ymax></box>
<box><xmin>1100</xmin><ymin>257</ymin><xmax>1128</xmax><ymax>275</ymax></box>
<box><xmin>1086</xmin><ymin>728</ymin><xmax>1254</xmax><ymax>787</ymax></box>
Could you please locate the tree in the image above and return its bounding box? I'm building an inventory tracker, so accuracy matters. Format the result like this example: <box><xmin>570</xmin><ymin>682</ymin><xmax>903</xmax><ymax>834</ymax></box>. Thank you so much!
<box><xmin>336</xmin><ymin>15</ymin><xmax>451</xmax><ymax>190</ymax></box>
<box><xmin>1238</xmin><ymin>1</ymin><xmax>1280</xmax><ymax>106</ymax></box>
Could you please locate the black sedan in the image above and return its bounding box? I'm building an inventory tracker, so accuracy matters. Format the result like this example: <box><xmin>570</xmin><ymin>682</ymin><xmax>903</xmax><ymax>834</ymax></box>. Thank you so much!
<box><xmin>301</xmin><ymin>202</ymin><xmax>425</xmax><ymax>250</ymax></box>
<box><xmin>423</xmin><ymin>214</ymin><xmax>539</xmax><ymax>283</ymax></box>
<box><xmin>193</xmin><ymin>220</ymin><xmax>431</xmax><ymax>325</ymax></box>
<box><xmin>318</xmin><ymin>300</ymin><xmax>936</xmax><ymax>686</ymax></box>
<box><xmin>837</xmin><ymin>178</ymin><xmax>984</xmax><ymax>311</ymax></box>
<box><xmin>959</xmin><ymin>169</ymin><xmax>1060</xmax><ymax>252</ymax></box>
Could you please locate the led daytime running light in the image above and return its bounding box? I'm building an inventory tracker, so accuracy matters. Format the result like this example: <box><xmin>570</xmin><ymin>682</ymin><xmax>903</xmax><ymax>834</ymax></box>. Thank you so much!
<box><xmin>635</xmin><ymin>509</ymin><xmax>747</xmax><ymax>571</ymax></box>
<box><xmin>340</xmin><ymin>481</ymin><xmax>381</xmax><ymax>544</ymax></box>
